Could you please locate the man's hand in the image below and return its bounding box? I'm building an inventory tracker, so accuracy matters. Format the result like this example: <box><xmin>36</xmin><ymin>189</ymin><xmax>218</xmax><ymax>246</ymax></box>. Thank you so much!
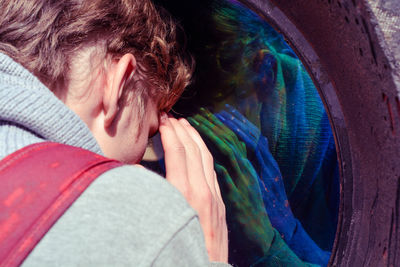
<box><xmin>215</xmin><ymin>105</ymin><xmax>295</xmax><ymax>238</ymax></box>
<box><xmin>186</xmin><ymin>108</ymin><xmax>321</xmax><ymax>267</ymax></box>
<box><xmin>158</xmin><ymin>113</ymin><xmax>228</xmax><ymax>263</ymax></box>
<box><xmin>215</xmin><ymin>105</ymin><xmax>331</xmax><ymax>266</ymax></box>
<box><xmin>187</xmin><ymin>109</ymin><xmax>275</xmax><ymax>255</ymax></box>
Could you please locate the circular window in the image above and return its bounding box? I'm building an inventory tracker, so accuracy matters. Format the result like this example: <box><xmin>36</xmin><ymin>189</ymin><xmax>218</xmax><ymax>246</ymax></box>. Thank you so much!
<box><xmin>144</xmin><ymin>0</ymin><xmax>400</xmax><ymax>266</ymax></box>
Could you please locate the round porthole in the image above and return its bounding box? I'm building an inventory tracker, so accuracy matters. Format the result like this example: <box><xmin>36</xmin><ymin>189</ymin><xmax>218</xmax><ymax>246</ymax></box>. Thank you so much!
<box><xmin>143</xmin><ymin>0</ymin><xmax>400</xmax><ymax>266</ymax></box>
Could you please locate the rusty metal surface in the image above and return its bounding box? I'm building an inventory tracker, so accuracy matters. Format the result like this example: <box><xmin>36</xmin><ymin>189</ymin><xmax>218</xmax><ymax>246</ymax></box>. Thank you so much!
<box><xmin>368</xmin><ymin>0</ymin><xmax>400</xmax><ymax>93</ymax></box>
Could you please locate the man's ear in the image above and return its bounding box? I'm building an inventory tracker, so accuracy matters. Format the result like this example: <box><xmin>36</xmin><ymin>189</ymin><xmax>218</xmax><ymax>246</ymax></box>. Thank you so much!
<box><xmin>103</xmin><ymin>53</ymin><xmax>137</xmax><ymax>128</ymax></box>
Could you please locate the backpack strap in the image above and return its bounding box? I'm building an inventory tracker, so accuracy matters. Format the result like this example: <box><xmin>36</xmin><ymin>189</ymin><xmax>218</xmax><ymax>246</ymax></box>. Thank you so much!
<box><xmin>0</xmin><ymin>142</ymin><xmax>124</xmax><ymax>267</ymax></box>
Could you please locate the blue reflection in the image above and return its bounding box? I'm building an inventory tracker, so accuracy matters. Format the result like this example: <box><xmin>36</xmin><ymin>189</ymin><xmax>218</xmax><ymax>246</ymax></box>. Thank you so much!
<box><xmin>149</xmin><ymin>0</ymin><xmax>340</xmax><ymax>266</ymax></box>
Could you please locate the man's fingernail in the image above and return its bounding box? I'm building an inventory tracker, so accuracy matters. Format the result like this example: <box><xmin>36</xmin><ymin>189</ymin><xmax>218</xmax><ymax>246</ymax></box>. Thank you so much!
<box><xmin>179</xmin><ymin>118</ymin><xmax>190</xmax><ymax>126</ymax></box>
<box><xmin>160</xmin><ymin>112</ymin><xmax>168</xmax><ymax>123</ymax></box>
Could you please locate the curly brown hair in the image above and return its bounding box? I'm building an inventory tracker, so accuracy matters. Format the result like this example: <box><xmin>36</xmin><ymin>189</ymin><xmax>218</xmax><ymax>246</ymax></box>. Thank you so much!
<box><xmin>0</xmin><ymin>0</ymin><xmax>193</xmax><ymax>114</ymax></box>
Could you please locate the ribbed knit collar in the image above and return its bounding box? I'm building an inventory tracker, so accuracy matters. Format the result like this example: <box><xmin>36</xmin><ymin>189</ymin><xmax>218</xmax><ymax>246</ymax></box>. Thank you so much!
<box><xmin>0</xmin><ymin>53</ymin><xmax>103</xmax><ymax>155</ymax></box>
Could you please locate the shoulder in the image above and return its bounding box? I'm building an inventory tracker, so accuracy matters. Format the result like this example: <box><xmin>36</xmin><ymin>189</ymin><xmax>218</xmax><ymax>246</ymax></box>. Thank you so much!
<box><xmin>91</xmin><ymin>165</ymin><xmax>199</xmax><ymax>237</ymax></box>
<box><xmin>92</xmin><ymin>165</ymin><xmax>195</xmax><ymax>219</ymax></box>
<box><xmin>22</xmin><ymin>165</ymin><xmax>199</xmax><ymax>266</ymax></box>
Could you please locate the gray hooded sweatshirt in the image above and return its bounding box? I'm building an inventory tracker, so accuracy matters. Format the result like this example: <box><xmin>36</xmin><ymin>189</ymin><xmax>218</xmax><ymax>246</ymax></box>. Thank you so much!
<box><xmin>0</xmin><ymin>53</ymin><xmax>230</xmax><ymax>267</ymax></box>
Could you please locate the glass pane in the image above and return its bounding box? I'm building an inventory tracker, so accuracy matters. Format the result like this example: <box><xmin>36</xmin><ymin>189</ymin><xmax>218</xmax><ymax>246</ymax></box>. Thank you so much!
<box><xmin>144</xmin><ymin>0</ymin><xmax>340</xmax><ymax>266</ymax></box>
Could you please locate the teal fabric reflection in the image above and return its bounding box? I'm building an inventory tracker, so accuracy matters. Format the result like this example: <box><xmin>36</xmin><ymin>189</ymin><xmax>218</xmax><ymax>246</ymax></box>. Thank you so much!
<box><xmin>188</xmin><ymin>109</ymin><xmax>319</xmax><ymax>267</ymax></box>
<box><xmin>187</xmin><ymin>0</ymin><xmax>339</xmax><ymax>265</ymax></box>
<box><xmin>150</xmin><ymin>0</ymin><xmax>340</xmax><ymax>266</ymax></box>
<box><xmin>215</xmin><ymin>106</ymin><xmax>330</xmax><ymax>265</ymax></box>
<box><xmin>201</xmin><ymin>0</ymin><xmax>339</xmax><ymax>252</ymax></box>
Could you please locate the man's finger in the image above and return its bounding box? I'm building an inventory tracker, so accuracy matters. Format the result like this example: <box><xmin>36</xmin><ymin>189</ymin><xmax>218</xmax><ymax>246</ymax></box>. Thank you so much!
<box><xmin>179</xmin><ymin>118</ymin><xmax>217</xmax><ymax>196</ymax></box>
<box><xmin>159</xmin><ymin>114</ymin><xmax>189</xmax><ymax>192</ymax></box>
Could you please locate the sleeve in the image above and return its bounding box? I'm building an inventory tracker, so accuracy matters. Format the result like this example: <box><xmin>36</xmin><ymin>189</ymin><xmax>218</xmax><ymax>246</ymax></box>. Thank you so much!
<box><xmin>286</xmin><ymin>220</ymin><xmax>331</xmax><ymax>266</ymax></box>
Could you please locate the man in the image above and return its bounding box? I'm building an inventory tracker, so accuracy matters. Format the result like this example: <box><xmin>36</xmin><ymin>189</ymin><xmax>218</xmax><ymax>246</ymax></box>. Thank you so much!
<box><xmin>0</xmin><ymin>0</ymin><xmax>229</xmax><ymax>265</ymax></box>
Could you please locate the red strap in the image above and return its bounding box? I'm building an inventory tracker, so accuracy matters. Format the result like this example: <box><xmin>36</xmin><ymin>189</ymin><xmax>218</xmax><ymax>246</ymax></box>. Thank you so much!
<box><xmin>0</xmin><ymin>142</ymin><xmax>123</xmax><ymax>267</ymax></box>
